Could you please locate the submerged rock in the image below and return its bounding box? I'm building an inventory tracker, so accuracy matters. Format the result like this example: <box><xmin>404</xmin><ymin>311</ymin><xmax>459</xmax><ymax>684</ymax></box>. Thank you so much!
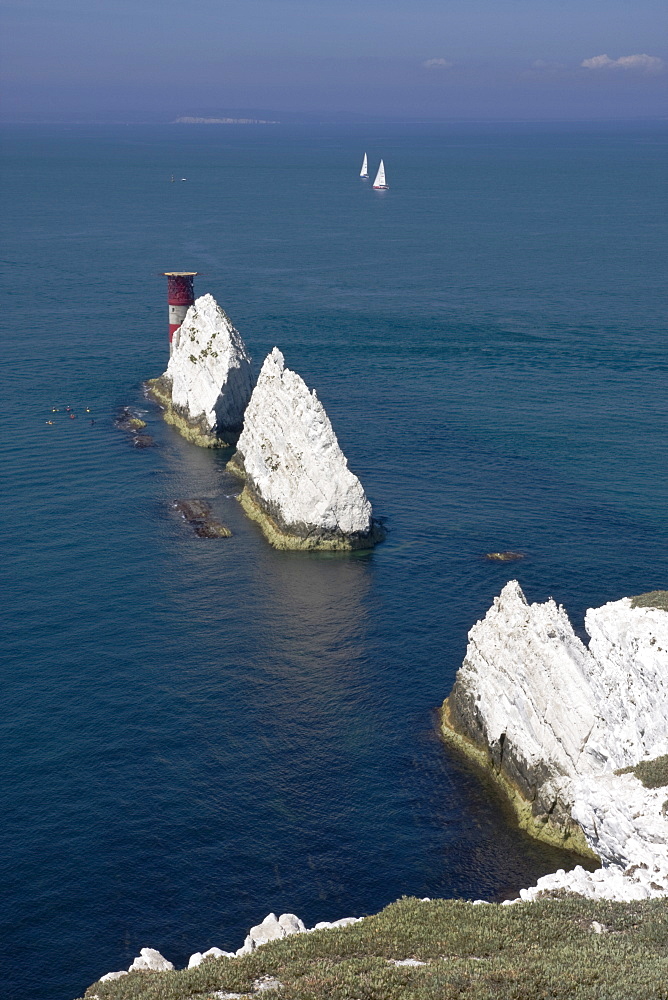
<box><xmin>115</xmin><ymin>407</ymin><xmax>154</xmax><ymax>447</ymax></box>
<box><xmin>442</xmin><ymin>580</ymin><xmax>668</xmax><ymax>900</ymax></box>
<box><xmin>146</xmin><ymin>294</ymin><xmax>253</xmax><ymax>448</ymax></box>
<box><xmin>132</xmin><ymin>433</ymin><xmax>155</xmax><ymax>448</ymax></box>
<box><xmin>228</xmin><ymin>347</ymin><xmax>383</xmax><ymax>551</ymax></box>
<box><xmin>173</xmin><ymin>499</ymin><xmax>232</xmax><ymax>538</ymax></box>
<box><xmin>116</xmin><ymin>410</ymin><xmax>146</xmax><ymax>432</ymax></box>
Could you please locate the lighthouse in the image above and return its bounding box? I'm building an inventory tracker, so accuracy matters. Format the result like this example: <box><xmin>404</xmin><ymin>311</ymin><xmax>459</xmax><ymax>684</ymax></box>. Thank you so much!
<box><xmin>163</xmin><ymin>272</ymin><xmax>197</xmax><ymax>353</ymax></box>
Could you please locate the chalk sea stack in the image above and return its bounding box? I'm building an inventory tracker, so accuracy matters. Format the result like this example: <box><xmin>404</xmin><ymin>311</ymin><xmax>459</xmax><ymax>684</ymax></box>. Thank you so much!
<box><xmin>228</xmin><ymin>347</ymin><xmax>383</xmax><ymax>551</ymax></box>
<box><xmin>442</xmin><ymin>580</ymin><xmax>668</xmax><ymax>900</ymax></box>
<box><xmin>146</xmin><ymin>293</ymin><xmax>253</xmax><ymax>447</ymax></box>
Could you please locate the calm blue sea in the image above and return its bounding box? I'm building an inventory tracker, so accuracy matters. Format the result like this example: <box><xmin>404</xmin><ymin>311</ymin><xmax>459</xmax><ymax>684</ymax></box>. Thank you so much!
<box><xmin>1</xmin><ymin>121</ymin><xmax>667</xmax><ymax>1000</ymax></box>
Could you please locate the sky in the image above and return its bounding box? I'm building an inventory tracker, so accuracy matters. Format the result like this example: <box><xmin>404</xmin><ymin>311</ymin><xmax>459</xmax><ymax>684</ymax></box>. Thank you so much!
<box><xmin>1</xmin><ymin>0</ymin><xmax>667</xmax><ymax>120</ymax></box>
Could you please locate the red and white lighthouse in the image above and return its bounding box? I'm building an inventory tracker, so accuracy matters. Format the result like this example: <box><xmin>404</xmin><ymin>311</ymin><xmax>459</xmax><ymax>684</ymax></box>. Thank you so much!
<box><xmin>163</xmin><ymin>271</ymin><xmax>197</xmax><ymax>353</ymax></box>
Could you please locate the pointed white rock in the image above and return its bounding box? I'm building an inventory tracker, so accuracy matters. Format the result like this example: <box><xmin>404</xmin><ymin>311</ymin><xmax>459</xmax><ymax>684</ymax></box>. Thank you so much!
<box><xmin>229</xmin><ymin>348</ymin><xmax>382</xmax><ymax>550</ymax></box>
<box><xmin>148</xmin><ymin>293</ymin><xmax>253</xmax><ymax>446</ymax></box>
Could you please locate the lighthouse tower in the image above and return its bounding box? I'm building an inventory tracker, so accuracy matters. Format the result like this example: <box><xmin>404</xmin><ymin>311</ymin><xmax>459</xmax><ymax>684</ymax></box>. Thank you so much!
<box><xmin>163</xmin><ymin>272</ymin><xmax>197</xmax><ymax>353</ymax></box>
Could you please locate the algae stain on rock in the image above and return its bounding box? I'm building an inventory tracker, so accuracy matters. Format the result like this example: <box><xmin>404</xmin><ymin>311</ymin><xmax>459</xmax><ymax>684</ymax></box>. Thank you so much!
<box><xmin>145</xmin><ymin>377</ymin><xmax>233</xmax><ymax>448</ymax></box>
<box><xmin>236</xmin><ymin>483</ymin><xmax>383</xmax><ymax>552</ymax></box>
<box><xmin>439</xmin><ymin>698</ymin><xmax>596</xmax><ymax>858</ymax></box>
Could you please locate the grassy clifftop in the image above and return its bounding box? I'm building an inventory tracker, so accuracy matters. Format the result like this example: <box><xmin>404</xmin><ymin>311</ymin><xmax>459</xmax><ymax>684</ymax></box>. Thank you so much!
<box><xmin>630</xmin><ymin>590</ymin><xmax>668</xmax><ymax>611</ymax></box>
<box><xmin>79</xmin><ymin>896</ymin><xmax>668</xmax><ymax>1000</ymax></box>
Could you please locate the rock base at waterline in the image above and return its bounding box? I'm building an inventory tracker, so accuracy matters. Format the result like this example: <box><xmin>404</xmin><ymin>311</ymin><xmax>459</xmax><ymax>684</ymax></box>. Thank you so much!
<box><xmin>440</xmin><ymin>698</ymin><xmax>595</xmax><ymax>857</ymax></box>
<box><xmin>236</xmin><ymin>482</ymin><xmax>384</xmax><ymax>552</ymax></box>
<box><xmin>145</xmin><ymin>377</ymin><xmax>234</xmax><ymax>448</ymax></box>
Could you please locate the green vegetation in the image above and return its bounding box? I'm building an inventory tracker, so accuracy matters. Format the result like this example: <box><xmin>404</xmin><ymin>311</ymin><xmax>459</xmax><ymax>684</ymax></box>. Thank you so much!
<box><xmin>78</xmin><ymin>896</ymin><xmax>668</xmax><ymax>1000</ymax></box>
<box><xmin>630</xmin><ymin>590</ymin><xmax>668</xmax><ymax>611</ymax></box>
<box><xmin>615</xmin><ymin>754</ymin><xmax>668</xmax><ymax>789</ymax></box>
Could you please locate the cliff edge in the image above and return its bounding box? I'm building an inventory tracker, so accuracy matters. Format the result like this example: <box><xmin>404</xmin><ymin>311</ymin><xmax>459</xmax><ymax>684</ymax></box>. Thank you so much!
<box><xmin>228</xmin><ymin>347</ymin><xmax>383</xmax><ymax>550</ymax></box>
<box><xmin>146</xmin><ymin>293</ymin><xmax>253</xmax><ymax>447</ymax></box>
<box><xmin>442</xmin><ymin>580</ymin><xmax>668</xmax><ymax>900</ymax></box>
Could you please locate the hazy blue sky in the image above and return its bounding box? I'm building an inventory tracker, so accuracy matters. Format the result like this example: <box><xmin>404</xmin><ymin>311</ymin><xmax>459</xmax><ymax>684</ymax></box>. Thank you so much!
<box><xmin>2</xmin><ymin>0</ymin><xmax>666</xmax><ymax>118</ymax></box>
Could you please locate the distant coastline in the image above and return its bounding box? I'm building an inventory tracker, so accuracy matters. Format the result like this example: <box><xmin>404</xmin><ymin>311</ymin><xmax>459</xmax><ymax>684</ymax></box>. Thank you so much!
<box><xmin>173</xmin><ymin>116</ymin><xmax>279</xmax><ymax>124</ymax></box>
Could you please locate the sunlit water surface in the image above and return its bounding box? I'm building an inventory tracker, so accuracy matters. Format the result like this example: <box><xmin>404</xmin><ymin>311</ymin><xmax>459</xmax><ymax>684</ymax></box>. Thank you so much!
<box><xmin>1</xmin><ymin>121</ymin><xmax>666</xmax><ymax>999</ymax></box>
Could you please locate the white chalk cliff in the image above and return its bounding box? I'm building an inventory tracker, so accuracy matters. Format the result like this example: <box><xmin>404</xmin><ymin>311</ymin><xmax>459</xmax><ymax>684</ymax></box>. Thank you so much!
<box><xmin>228</xmin><ymin>347</ymin><xmax>382</xmax><ymax>550</ymax></box>
<box><xmin>147</xmin><ymin>293</ymin><xmax>253</xmax><ymax>446</ymax></box>
<box><xmin>442</xmin><ymin>581</ymin><xmax>668</xmax><ymax>901</ymax></box>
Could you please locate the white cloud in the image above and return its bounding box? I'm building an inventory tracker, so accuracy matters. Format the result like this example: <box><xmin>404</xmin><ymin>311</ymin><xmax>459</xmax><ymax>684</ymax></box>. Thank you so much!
<box><xmin>422</xmin><ymin>58</ymin><xmax>453</xmax><ymax>70</ymax></box>
<box><xmin>581</xmin><ymin>53</ymin><xmax>664</xmax><ymax>73</ymax></box>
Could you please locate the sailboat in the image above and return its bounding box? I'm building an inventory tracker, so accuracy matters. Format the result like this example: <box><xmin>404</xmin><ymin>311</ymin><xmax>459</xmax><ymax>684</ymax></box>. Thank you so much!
<box><xmin>360</xmin><ymin>153</ymin><xmax>369</xmax><ymax>178</ymax></box>
<box><xmin>372</xmin><ymin>159</ymin><xmax>389</xmax><ymax>190</ymax></box>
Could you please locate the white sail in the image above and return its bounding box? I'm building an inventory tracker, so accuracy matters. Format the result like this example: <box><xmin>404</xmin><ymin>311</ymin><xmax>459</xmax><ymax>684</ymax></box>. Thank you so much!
<box><xmin>372</xmin><ymin>159</ymin><xmax>388</xmax><ymax>189</ymax></box>
<box><xmin>360</xmin><ymin>153</ymin><xmax>368</xmax><ymax>177</ymax></box>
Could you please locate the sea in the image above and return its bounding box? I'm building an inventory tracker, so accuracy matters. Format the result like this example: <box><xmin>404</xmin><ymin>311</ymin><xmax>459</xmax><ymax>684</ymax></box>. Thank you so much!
<box><xmin>1</xmin><ymin>120</ymin><xmax>666</xmax><ymax>1000</ymax></box>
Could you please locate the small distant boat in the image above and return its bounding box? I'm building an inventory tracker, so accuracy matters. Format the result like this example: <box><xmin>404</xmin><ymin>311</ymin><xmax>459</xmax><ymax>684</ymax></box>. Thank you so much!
<box><xmin>170</xmin><ymin>175</ymin><xmax>175</xmax><ymax>183</ymax></box>
<box><xmin>360</xmin><ymin>153</ymin><xmax>369</xmax><ymax>178</ymax></box>
<box><xmin>372</xmin><ymin>160</ymin><xmax>389</xmax><ymax>190</ymax></box>
<box><xmin>180</xmin><ymin>177</ymin><xmax>187</xmax><ymax>182</ymax></box>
